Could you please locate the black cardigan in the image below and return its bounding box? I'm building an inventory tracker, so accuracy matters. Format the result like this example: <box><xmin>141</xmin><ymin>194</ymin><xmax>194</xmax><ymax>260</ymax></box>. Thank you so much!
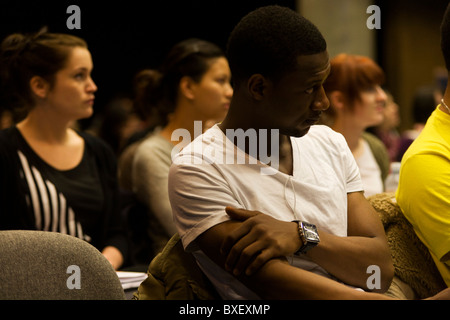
<box><xmin>0</xmin><ymin>127</ymin><xmax>128</xmax><ymax>260</ymax></box>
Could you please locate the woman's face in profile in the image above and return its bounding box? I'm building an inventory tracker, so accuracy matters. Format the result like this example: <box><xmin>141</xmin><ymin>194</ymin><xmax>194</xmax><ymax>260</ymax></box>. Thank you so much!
<box><xmin>45</xmin><ymin>46</ymin><xmax>97</xmax><ymax>121</ymax></box>
<box><xmin>353</xmin><ymin>84</ymin><xmax>387</xmax><ymax>128</ymax></box>
<box><xmin>189</xmin><ymin>57</ymin><xmax>233</xmax><ymax>123</ymax></box>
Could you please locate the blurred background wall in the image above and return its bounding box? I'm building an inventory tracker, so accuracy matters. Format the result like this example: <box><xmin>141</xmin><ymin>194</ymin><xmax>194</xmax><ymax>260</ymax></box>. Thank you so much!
<box><xmin>299</xmin><ymin>0</ymin><xmax>376</xmax><ymax>60</ymax></box>
<box><xmin>300</xmin><ymin>0</ymin><xmax>448</xmax><ymax>131</ymax></box>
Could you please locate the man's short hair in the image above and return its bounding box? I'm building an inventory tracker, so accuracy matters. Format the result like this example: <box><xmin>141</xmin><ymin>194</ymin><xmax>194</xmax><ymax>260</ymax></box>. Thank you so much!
<box><xmin>441</xmin><ymin>3</ymin><xmax>450</xmax><ymax>70</ymax></box>
<box><xmin>226</xmin><ymin>5</ymin><xmax>327</xmax><ymax>86</ymax></box>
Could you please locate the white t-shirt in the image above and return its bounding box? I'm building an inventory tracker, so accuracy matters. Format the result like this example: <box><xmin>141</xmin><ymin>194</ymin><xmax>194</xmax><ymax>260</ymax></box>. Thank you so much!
<box><xmin>168</xmin><ymin>124</ymin><xmax>364</xmax><ymax>299</ymax></box>
<box><xmin>355</xmin><ymin>139</ymin><xmax>383</xmax><ymax>197</ymax></box>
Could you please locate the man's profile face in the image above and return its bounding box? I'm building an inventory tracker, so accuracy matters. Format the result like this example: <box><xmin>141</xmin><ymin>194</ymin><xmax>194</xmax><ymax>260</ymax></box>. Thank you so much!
<box><xmin>264</xmin><ymin>51</ymin><xmax>331</xmax><ymax>137</ymax></box>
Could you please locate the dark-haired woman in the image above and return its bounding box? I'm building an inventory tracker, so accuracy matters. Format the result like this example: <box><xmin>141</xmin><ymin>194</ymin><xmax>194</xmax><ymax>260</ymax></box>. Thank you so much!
<box><xmin>0</xmin><ymin>31</ymin><xmax>127</xmax><ymax>270</ymax></box>
<box><xmin>126</xmin><ymin>38</ymin><xmax>232</xmax><ymax>250</ymax></box>
<box><xmin>322</xmin><ymin>53</ymin><xmax>390</xmax><ymax>197</ymax></box>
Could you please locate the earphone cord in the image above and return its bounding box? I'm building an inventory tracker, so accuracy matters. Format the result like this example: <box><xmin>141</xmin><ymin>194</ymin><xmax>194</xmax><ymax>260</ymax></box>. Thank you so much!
<box><xmin>284</xmin><ymin>176</ymin><xmax>298</xmax><ymax>220</ymax></box>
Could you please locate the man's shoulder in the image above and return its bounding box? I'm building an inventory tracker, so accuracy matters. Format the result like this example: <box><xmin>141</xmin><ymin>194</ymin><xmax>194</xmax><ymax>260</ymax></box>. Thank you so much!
<box><xmin>295</xmin><ymin>125</ymin><xmax>343</xmax><ymax>145</ymax></box>
<box><xmin>174</xmin><ymin>125</ymin><xmax>224</xmax><ymax>159</ymax></box>
<box><xmin>402</xmin><ymin>125</ymin><xmax>450</xmax><ymax>162</ymax></box>
<box><xmin>306</xmin><ymin>124</ymin><xmax>336</xmax><ymax>136</ymax></box>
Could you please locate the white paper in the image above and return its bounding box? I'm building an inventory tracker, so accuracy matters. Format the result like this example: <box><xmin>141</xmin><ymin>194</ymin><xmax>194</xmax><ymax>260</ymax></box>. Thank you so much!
<box><xmin>116</xmin><ymin>271</ymin><xmax>148</xmax><ymax>289</ymax></box>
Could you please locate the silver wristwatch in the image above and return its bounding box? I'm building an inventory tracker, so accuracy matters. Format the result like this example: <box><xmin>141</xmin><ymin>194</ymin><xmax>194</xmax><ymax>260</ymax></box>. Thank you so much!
<box><xmin>292</xmin><ymin>220</ymin><xmax>320</xmax><ymax>255</ymax></box>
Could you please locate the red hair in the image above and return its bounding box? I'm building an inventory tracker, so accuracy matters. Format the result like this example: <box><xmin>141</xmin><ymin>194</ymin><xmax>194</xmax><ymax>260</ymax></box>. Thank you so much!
<box><xmin>324</xmin><ymin>53</ymin><xmax>385</xmax><ymax>109</ymax></box>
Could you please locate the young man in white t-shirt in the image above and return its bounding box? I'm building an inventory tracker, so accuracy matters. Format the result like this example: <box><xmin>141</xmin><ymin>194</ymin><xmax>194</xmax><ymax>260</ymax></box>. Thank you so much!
<box><xmin>168</xmin><ymin>6</ymin><xmax>449</xmax><ymax>300</ymax></box>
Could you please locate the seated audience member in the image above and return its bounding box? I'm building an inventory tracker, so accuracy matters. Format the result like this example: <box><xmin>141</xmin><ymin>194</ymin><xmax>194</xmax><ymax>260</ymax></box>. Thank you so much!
<box><xmin>117</xmin><ymin>71</ymin><xmax>162</xmax><ymax>192</ymax></box>
<box><xmin>367</xmin><ymin>92</ymin><xmax>402</xmax><ymax>192</ymax></box>
<box><xmin>368</xmin><ymin>92</ymin><xmax>402</xmax><ymax>163</ymax></box>
<box><xmin>125</xmin><ymin>69</ymin><xmax>166</xmax><ymax>145</ymax></box>
<box><xmin>396</xmin><ymin>3</ymin><xmax>450</xmax><ymax>289</ymax></box>
<box><xmin>0</xmin><ymin>109</ymin><xmax>14</xmax><ymax>129</ymax></box>
<box><xmin>0</xmin><ymin>30</ymin><xmax>127</xmax><ymax>270</ymax></box>
<box><xmin>169</xmin><ymin>5</ymin><xmax>401</xmax><ymax>300</ymax></box>
<box><xmin>88</xmin><ymin>95</ymin><xmax>145</xmax><ymax>156</ymax></box>
<box><xmin>320</xmin><ymin>54</ymin><xmax>390</xmax><ymax>197</ymax></box>
<box><xmin>128</xmin><ymin>38</ymin><xmax>232</xmax><ymax>252</ymax></box>
<box><xmin>169</xmin><ymin>5</ymin><xmax>450</xmax><ymax>301</ymax></box>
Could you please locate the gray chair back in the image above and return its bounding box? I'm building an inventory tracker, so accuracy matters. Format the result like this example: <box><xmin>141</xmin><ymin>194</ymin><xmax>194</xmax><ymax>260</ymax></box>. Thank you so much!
<box><xmin>0</xmin><ymin>230</ymin><xmax>126</xmax><ymax>300</ymax></box>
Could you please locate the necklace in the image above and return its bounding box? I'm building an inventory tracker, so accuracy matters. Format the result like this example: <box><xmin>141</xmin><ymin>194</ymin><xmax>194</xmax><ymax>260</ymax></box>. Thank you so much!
<box><xmin>441</xmin><ymin>99</ymin><xmax>450</xmax><ymax>113</ymax></box>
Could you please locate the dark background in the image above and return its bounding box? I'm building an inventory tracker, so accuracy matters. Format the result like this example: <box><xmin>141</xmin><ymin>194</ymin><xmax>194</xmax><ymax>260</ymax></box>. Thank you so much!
<box><xmin>0</xmin><ymin>0</ymin><xmax>296</xmax><ymax>127</ymax></box>
<box><xmin>1</xmin><ymin>0</ymin><xmax>449</xmax><ymax>131</ymax></box>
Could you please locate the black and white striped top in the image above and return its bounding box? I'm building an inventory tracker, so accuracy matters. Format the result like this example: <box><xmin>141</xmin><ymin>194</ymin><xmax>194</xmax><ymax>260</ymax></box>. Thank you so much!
<box><xmin>13</xmin><ymin>128</ymin><xmax>104</xmax><ymax>242</ymax></box>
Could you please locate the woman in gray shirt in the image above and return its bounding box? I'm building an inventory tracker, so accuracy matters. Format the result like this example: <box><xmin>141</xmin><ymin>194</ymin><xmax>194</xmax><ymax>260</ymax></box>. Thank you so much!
<box><xmin>129</xmin><ymin>38</ymin><xmax>232</xmax><ymax>252</ymax></box>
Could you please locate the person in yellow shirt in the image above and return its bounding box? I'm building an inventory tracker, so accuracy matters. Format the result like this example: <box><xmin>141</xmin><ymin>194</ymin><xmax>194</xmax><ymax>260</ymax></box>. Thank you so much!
<box><xmin>396</xmin><ymin>3</ymin><xmax>450</xmax><ymax>287</ymax></box>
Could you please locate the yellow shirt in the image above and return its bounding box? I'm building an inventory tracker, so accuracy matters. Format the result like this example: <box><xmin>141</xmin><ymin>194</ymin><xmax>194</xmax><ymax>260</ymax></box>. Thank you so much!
<box><xmin>396</xmin><ymin>106</ymin><xmax>450</xmax><ymax>286</ymax></box>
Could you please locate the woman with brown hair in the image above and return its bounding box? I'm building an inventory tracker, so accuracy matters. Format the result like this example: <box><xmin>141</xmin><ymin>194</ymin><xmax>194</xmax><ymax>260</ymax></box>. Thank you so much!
<box><xmin>322</xmin><ymin>53</ymin><xmax>390</xmax><ymax>197</ymax></box>
<box><xmin>0</xmin><ymin>30</ymin><xmax>127</xmax><ymax>270</ymax></box>
<box><xmin>127</xmin><ymin>38</ymin><xmax>232</xmax><ymax>254</ymax></box>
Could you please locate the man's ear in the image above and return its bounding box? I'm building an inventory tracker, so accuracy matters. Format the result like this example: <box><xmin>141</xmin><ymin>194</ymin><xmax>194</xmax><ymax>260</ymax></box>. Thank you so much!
<box><xmin>179</xmin><ymin>76</ymin><xmax>196</xmax><ymax>100</ymax></box>
<box><xmin>247</xmin><ymin>74</ymin><xmax>268</xmax><ymax>101</ymax></box>
<box><xmin>29</xmin><ymin>76</ymin><xmax>50</xmax><ymax>99</ymax></box>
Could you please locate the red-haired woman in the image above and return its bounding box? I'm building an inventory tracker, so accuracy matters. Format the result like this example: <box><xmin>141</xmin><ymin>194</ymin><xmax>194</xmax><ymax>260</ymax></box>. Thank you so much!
<box><xmin>322</xmin><ymin>53</ymin><xmax>390</xmax><ymax>197</ymax></box>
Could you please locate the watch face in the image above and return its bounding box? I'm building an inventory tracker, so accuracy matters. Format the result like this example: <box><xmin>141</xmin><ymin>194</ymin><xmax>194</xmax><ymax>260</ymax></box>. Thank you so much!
<box><xmin>303</xmin><ymin>223</ymin><xmax>320</xmax><ymax>242</ymax></box>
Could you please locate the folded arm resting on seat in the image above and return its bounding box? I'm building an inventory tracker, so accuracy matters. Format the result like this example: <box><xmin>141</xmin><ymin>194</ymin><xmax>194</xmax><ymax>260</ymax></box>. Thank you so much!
<box><xmin>218</xmin><ymin>191</ymin><xmax>394</xmax><ymax>294</ymax></box>
<box><xmin>306</xmin><ymin>191</ymin><xmax>394</xmax><ymax>291</ymax></box>
<box><xmin>196</xmin><ymin>215</ymin><xmax>393</xmax><ymax>300</ymax></box>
